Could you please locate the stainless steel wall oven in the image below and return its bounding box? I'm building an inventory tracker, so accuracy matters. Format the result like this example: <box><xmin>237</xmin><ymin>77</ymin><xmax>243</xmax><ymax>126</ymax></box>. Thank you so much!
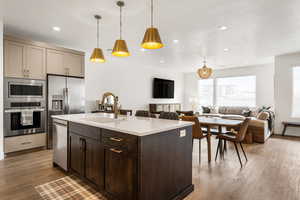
<box><xmin>4</xmin><ymin>78</ymin><xmax>46</xmax><ymax>137</ymax></box>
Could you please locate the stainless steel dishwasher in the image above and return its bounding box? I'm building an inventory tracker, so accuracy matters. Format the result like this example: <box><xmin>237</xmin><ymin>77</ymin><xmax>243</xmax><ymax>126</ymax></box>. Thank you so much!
<box><xmin>53</xmin><ymin>118</ymin><xmax>68</xmax><ymax>171</ymax></box>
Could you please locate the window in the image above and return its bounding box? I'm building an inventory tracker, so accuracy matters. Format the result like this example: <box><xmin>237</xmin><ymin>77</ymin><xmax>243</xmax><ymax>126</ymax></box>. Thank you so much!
<box><xmin>292</xmin><ymin>67</ymin><xmax>300</xmax><ymax>117</ymax></box>
<box><xmin>198</xmin><ymin>76</ymin><xmax>256</xmax><ymax>107</ymax></box>
<box><xmin>216</xmin><ymin>76</ymin><xmax>256</xmax><ymax>107</ymax></box>
<box><xmin>198</xmin><ymin>79</ymin><xmax>214</xmax><ymax>106</ymax></box>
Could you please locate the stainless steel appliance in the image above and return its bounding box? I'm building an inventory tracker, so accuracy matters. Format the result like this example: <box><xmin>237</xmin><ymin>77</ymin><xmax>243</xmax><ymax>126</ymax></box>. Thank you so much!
<box><xmin>47</xmin><ymin>75</ymin><xmax>85</xmax><ymax>148</ymax></box>
<box><xmin>53</xmin><ymin>118</ymin><xmax>68</xmax><ymax>171</ymax></box>
<box><xmin>4</xmin><ymin>78</ymin><xmax>46</xmax><ymax>137</ymax></box>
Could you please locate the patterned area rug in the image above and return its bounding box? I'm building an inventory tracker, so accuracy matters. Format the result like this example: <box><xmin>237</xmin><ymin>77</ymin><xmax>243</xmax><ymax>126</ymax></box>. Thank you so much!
<box><xmin>35</xmin><ymin>176</ymin><xmax>106</xmax><ymax>200</ymax></box>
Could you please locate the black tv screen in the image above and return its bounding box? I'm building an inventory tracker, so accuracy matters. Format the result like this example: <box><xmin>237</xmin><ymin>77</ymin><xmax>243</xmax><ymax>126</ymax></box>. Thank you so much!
<box><xmin>153</xmin><ymin>78</ymin><xmax>174</xmax><ymax>98</ymax></box>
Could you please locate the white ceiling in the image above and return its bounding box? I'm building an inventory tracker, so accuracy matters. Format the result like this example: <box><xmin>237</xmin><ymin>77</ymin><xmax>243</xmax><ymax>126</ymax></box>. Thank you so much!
<box><xmin>2</xmin><ymin>0</ymin><xmax>300</xmax><ymax>71</ymax></box>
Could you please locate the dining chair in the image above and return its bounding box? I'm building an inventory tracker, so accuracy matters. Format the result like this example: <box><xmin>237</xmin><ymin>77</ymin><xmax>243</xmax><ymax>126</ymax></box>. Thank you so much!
<box><xmin>135</xmin><ymin>110</ymin><xmax>156</xmax><ymax>118</ymax></box>
<box><xmin>159</xmin><ymin>112</ymin><xmax>179</xmax><ymax>120</ymax></box>
<box><xmin>181</xmin><ymin>116</ymin><xmax>212</xmax><ymax>163</ymax></box>
<box><xmin>215</xmin><ymin>118</ymin><xmax>251</xmax><ymax>167</ymax></box>
<box><xmin>176</xmin><ymin>110</ymin><xmax>194</xmax><ymax>116</ymax></box>
<box><xmin>119</xmin><ymin>109</ymin><xmax>133</xmax><ymax>116</ymax></box>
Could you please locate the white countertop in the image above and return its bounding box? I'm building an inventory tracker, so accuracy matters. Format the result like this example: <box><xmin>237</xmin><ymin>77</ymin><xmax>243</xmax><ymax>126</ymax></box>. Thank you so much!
<box><xmin>52</xmin><ymin>113</ymin><xmax>194</xmax><ymax>137</ymax></box>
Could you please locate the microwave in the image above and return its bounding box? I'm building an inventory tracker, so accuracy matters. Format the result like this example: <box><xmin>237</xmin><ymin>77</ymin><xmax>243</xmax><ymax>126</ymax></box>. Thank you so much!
<box><xmin>4</xmin><ymin>78</ymin><xmax>46</xmax><ymax>109</ymax></box>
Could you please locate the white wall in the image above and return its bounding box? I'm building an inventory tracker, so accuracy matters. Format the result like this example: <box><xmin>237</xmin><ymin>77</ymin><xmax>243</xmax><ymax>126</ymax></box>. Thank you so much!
<box><xmin>85</xmin><ymin>57</ymin><xmax>184</xmax><ymax>112</ymax></box>
<box><xmin>0</xmin><ymin>19</ymin><xmax>4</xmax><ymax>160</ymax></box>
<box><xmin>274</xmin><ymin>52</ymin><xmax>300</xmax><ymax>136</ymax></box>
<box><xmin>183</xmin><ymin>64</ymin><xmax>275</xmax><ymax>111</ymax></box>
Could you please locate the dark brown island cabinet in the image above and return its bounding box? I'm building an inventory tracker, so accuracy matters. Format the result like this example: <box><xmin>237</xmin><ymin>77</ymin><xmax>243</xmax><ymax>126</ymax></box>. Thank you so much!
<box><xmin>65</xmin><ymin>122</ymin><xmax>194</xmax><ymax>200</ymax></box>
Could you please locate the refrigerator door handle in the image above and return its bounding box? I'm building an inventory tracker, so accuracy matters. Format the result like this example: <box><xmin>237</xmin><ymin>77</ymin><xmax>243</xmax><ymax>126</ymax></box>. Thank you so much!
<box><xmin>63</xmin><ymin>88</ymin><xmax>69</xmax><ymax>114</ymax></box>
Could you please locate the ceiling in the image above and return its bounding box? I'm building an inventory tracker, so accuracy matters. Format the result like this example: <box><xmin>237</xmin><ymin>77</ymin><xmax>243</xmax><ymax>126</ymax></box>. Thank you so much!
<box><xmin>2</xmin><ymin>0</ymin><xmax>300</xmax><ymax>71</ymax></box>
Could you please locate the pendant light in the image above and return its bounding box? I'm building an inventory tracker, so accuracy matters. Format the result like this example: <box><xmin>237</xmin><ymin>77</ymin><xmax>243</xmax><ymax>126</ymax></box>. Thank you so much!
<box><xmin>197</xmin><ymin>58</ymin><xmax>213</xmax><ymax>79</ymax></box>
<box><xmin>90</xmin><ymin>15</ymin><xmax>105</xmax><ymax>63</ymax></box>
<box><xmin>112</xmin><ymin>1</ymin><xmax>130</xmax><ymax>57</ymax></box>
<box><xmin>141</xmin><ymin>0</ymin><xmax>163</xmax><ymax>49</ymax></box>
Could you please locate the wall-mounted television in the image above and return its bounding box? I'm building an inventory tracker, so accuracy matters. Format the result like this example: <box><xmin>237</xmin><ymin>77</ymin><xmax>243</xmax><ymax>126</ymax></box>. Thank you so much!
<box><xmin>153</xmin><ymin>78</ymin><xmax>174</xmax><ymax>99</ymax></box>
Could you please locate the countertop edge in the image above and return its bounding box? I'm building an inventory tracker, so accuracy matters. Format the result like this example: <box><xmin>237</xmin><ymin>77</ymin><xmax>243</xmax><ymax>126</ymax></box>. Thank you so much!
<box><xmin>52</xmin><ymin>115</ymin><xmax>194</xmax><ymax>137</ymax></box>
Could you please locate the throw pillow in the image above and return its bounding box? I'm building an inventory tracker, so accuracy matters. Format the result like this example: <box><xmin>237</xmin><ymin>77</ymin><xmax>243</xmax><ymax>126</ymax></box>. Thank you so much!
<box><xmin>209</xmin><ymin>106</ymin><xmax>219</xmax><ymax>114</ymax></box>
<box><xmin>242</xmin><ymin>109</ymin><xmax>251</xmax><ymax>117</ymax></box>
<box><xmin>257</xmin><ymin>112</ymin><xmax>269</xmax><ymax>120</ymax></box>
<box><xmin>202</xmin><ymin>106</ymin><xmax>210</xmax><ymax>113</ymax></box>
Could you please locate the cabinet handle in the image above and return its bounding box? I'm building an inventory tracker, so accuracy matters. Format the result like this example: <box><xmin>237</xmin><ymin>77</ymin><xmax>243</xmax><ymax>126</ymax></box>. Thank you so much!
<box><xmin>110</xmin><ymin>148</ymin><xmax>122</xmax><ymax>154</ymax></box>
<box><xmin>23</xmin><ymin>69</ymin><xmax>26</xmax><ymax>77</ymax></box>
<box><xmin>65</xmin><ymin>68</ymin><xmax>70</xmax><ymax>76</ymax></box>
<box><xmin>21</xmin><ymin>142</ymin><xmax>32</xmax><ymax>145</ymax></box>
<box><xmin>80</xmin><ymin>138</ymin><xmax>86</xmax><ymax>152</ymax></box>
<box><xmin>109</xmin><ymin>137</ymin><xmax>123</xmax><ymax>142</ymax></box>
<box><xmin>23</xmin><ymin>69</ymin><xmax>30</xmax><ymax>77</ymax></box>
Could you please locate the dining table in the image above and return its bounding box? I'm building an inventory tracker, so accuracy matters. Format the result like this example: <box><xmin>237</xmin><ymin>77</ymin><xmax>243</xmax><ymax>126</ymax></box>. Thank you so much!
<box><xmin>197</xmin><ymin>117</ymin><xmax>244</xmax><ymax>162</ymax></box>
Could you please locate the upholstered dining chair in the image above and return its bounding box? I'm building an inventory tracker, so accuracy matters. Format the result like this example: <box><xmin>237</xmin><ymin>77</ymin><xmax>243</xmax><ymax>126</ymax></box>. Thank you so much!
<box><xmin>135</xmin><ymin>110</ymin><xmax>156</xmax><ymax>118</ymax></box>
<box><xmin>159</xmin><ymin>112</ymin><xmax>179</xmax><ymax>120</ymax></box>
<box><xmin>119</xmin><ymin>109</ymin><xmax>133</xmax><ymax>116</ymax></box>
<box><xmin>215</xmin><ymin>118</ymin><xmax>251</xmax><ymax>167</ymax></box>
<box><xmin>181</xmin><ymin>116</ymin><xmax>212</xmax><ymax>163</ymax></box>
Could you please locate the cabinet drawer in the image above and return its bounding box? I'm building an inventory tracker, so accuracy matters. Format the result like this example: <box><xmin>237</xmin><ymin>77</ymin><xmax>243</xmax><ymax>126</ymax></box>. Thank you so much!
<box><xmin>4</xmin><ymin>133</ymin><xmax>46</xmax><ymax>153</ymax></box>
<box><xmin>69</xmin><ymin>122</ymin><xmax>100</xmax><ymax>141</ymax></box>
<box><xmin>102</xmin><ymin>129</ymin><xmax>137</xmax><ymax>153</ymax></box>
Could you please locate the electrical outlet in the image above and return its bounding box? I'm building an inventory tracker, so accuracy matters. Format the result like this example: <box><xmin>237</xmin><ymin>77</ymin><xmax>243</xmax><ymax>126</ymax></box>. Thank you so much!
<box><xmin>180</xmin><ymin>129</ymin><xmax>186</xmax><ymax>137</ymax></box>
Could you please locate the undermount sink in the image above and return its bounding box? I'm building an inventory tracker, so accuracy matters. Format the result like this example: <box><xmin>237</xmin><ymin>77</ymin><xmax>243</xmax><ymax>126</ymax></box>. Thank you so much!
<box><xmin>82</xmin><ymin>116</ymin><xmax>126</xmax><ymax>123</ymax></box>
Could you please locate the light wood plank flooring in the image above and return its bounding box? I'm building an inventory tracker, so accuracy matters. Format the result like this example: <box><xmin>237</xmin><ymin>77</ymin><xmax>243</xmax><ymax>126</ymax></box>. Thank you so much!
<box><xmin>0</xmin><ymin>135</ymin><xmax>299</xmax><ymax>200</ymax></box>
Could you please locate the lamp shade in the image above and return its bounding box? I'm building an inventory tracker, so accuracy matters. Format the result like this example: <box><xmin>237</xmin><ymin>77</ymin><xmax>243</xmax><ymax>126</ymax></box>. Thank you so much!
<box><xmin>112</xmin><ymin>39</ymin><xmax>130</xmax><ymax>57</ymax></box>
<box><xmin>90</xmin><ymin>48</ymin><xmax>105</xmax><ymax>63</ymax></box>
<box><xmin>197</xmin><ymin>65</ymin><xmax>212</xmax><ymax>79</ymax></box>
<box><xmin>141</xmin><ymin>27</ymin><xmax>163</xmax><ymax>49</ymax></box>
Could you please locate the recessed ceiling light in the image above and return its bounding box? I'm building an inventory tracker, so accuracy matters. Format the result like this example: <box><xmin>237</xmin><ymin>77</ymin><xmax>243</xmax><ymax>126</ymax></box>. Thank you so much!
<box><xmin>173</xmin><ymin>39</ymin><xmax>179</xmax><ymax>43</ymax></box>
<box><xmin>52</xmin><ymin>26</ymin><xmax>61</xmax><ymax>32</ymax></box>
<box><xmin>219</xmin><ymin>26</ymin><xmax>228</xmax><ymax>31</ymax></box>
<box><xmin>140</xmin><ymin>48</ymin><xmax>146</xmax><ymax>52</ymax></box>
<box><xmin>223</xmin><ymin>48</ymin><xmax>229</xmax><ymax>52</ymax></box>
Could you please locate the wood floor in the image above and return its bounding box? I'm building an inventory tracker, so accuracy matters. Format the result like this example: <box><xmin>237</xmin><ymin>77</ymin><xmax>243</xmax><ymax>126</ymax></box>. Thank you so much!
<box><xmin>0</xmin><ymin>135</ymin><xmax>299</xmax><ymax>200</ymax></box>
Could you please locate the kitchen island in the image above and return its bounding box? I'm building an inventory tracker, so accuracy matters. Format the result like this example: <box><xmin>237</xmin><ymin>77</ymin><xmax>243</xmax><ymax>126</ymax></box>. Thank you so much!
<box><xmin>52</xmin><ymin>113</ymin><xmax>194</xmax><ymax>200</ymax></box>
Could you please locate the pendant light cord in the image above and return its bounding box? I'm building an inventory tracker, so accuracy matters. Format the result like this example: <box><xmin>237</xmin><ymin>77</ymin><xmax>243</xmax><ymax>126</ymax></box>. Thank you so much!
<box><xmin>151</xmin><ymin>0</ymin><xmax>154</xmax><ymax>27</ymax></box>
<box><xmin>120</xmin><ymin>5</ymin><xmax>122</xmax><ymax>39</ymax></box>
<box><xmin>97</xmin><ymin>18</ymin><xmax>100</xmax><ymax>48</ymax></box>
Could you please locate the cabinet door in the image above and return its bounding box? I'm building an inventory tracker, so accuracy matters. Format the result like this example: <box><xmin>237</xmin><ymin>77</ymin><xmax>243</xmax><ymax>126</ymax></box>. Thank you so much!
<box><xmin>105</xmin><ymin>149</ymin><xmax>136</xmax><ymax>200</ymax></box>
<box><xmin>64</xmin><ymin>53</ymin><xmax>84</xmax><ymax>77</ymax></box>
<box><xmin>69</xmin><ymin>133</ymin><xmax>83</xmax><ymax>175</ymax></box>
<box><xmin>26</xmin><ymin>45</ymin><xmax>46</xmax><ymax>80</ymax></box>
<box><xmin>46</xmin><ymin>49</ymin><xmax>66</xmax><ymax>75</ymax></box>
<box><xmin>4</xmin><ymin>40</ymin><xmax>26</xmax><ymax>78</ymax></box>
<box><xmin>83</xmin><ymin>137</ymin><xmax>104</xmax><ymax>188</ymax></box>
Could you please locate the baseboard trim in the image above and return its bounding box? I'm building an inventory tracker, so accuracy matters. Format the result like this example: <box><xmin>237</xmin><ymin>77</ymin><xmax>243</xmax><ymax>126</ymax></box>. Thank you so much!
<box><xmin>171</xmin><ymin>184</ymin><xmax>194</xmax><ymax>200</ymax></box>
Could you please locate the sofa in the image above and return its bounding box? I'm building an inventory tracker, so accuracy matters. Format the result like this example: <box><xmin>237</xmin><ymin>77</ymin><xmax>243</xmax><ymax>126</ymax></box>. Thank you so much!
<box><xmin>198</xmin><ymin>106</ymin><xmax>273</xmax><ymax>143</ymax></box>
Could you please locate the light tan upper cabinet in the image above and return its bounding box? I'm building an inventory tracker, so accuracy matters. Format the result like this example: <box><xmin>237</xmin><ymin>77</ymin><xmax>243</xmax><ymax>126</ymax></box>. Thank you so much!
<box><xmin>4</xmin><ymin>36</ymin><xmax>85</xmax><ymax>79</ymax></box>
<box><xmin>4</xmin><ymin>40</ymin><xmax>26</xmax><ymax>78</ymax></box>
<box><xmin>63</xmin><ymin>53</ymin><xmax>84</xmax><ymax>77</ymax></box>
<box><xmin>26</xmin><ymin>45</ymin><xmax>46</xmax><ymax>79</ymax></box>
<box><xmin>4</xmin><ymin>40</ymin><xmax>46</xmax><ymax>80</ymax></box>
<box><xmin>46</xmin><ymin>49</ymin><xmax>65</xmax><ymax>75</ymax></box>
<box><xmin>46</xmin><ymin>50</ymin><xmax>84</xmax><ymax>77</ymax></box>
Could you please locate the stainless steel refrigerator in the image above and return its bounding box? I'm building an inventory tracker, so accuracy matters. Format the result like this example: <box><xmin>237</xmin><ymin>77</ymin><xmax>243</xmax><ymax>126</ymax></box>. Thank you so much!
<box><xmin>47</xmin><ymin>75</ymin><xmax>85</xmax><ymax>148</ymax></box>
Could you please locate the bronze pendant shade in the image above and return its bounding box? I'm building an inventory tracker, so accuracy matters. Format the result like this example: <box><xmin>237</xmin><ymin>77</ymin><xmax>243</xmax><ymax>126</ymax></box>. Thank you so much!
<box><xmin>142</xmin><ymin>27</ymin><xmax>163</xmax><ymax>49</ymax></box>
<box><xmin>197</xmin><ymin>60</ymin><xmax>213</xmax><ymax>79</ymax></box>
<box><xmin>90</xmin><ymin>15</ymin><xmax>105</xmax><ymax>63</ymax></box>
<box><xmin>90</xmin><ymin>48</ymin><xmax>105</xmax><ymax>63</ymax></box>
<box><xmin>141</xmin><ymin>0</ymin><xmax>163</xmax><ymax>49</ymax></box>
<box><xmin>112</xmin><ymin>1</ymin><xmax>130</xmax><ymax>57</ymax></box>
<box><xmin>112</xmin><ymin>39</ymin><xmax>130</xmax><ymax>57</ymax></box>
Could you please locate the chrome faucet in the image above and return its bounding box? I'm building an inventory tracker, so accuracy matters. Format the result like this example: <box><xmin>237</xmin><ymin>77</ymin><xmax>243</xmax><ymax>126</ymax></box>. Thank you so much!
<box><xmin>101</xmin><ymin>92</ymin><xmax>119</xmax><ymax>119</ymax></box>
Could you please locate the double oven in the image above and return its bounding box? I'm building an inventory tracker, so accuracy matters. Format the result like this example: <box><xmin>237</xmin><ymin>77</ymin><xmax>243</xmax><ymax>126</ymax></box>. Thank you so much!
<box><xmin>4</xmin><ymin>78</ymin><xmax>46</xmax><ymax>137</ymax></box>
